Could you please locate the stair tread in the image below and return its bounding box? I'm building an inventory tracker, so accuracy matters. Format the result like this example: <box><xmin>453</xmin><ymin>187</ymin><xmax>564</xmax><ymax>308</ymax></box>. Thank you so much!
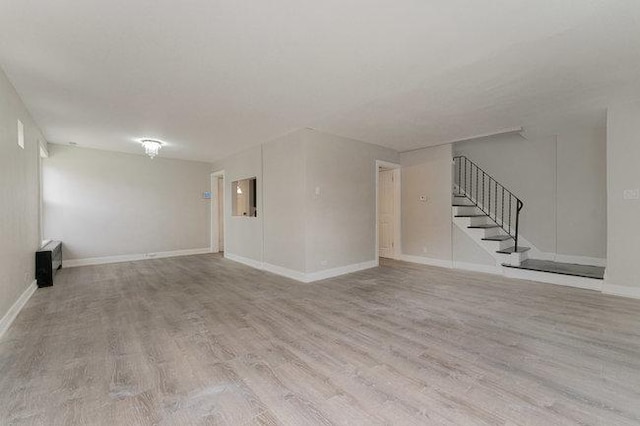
<box><xmin>468</xmin><ymin>224</ymin><xmax>500</xmax><ymax>229</ymax></box>
<box><xmin>453</xmin><ymin>195</ymin><xmax>466</xmax><ymax>198</ymax></box>
<box><xmin>453</xmin><ymin>203</ymin><xmax>476</xmax><ymax>207</ymax></box>
<box><xmin>496</xmin><ymin>246</ymin><xmax>531</xmax><ymax>254</ymax></box>
<box><xmin>482</xmin><ymin>235</ymin><xmax>513</xmax><ymax>241</ymax></box>
<box><xmin>502</xmin><ymin>259</ymin><xmax>604</xmax><ymax>280</ymax></box>
<box><xmin>455</xmin><ymin>214</ymin><xmax>487</xmax><ymax>217</ymax></box>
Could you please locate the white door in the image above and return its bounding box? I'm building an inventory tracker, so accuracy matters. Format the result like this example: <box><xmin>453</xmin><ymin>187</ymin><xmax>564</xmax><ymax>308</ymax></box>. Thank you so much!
<box><xmin>378</xmin><ymin>169</ymin><xmax>395</xmax><ymax>258</ymax></box>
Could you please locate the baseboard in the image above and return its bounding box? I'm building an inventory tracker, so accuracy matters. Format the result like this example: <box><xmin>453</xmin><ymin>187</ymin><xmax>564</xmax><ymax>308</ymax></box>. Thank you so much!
<box><xmin>452</xmin><ymin>261</ymin><xmax>502</xmax><ymax>275</ymax></box>
<box><xmin>304</xmin><ymin>260</ymin><xmax>378</xmax><ymax>282</ymax></box>
<box><xmin>602</xmin><ymin>282</ymin><xmax>640</xmax><ymax>300</ymax></box>
<box><xmin>397</xmin><ymin>254</ymin><xmax>453</xmax><ymax>269</ymax></box>
<box><xmin>226</xmin><ymin>253</ymin><xmax>377</xmax><ymax>283</ymax></box>
<box><xmin>224</xmin><ymin>252</ymin><xmax>264</xmax><ymax>270</ymax></box>
<box><xmin>0</xmin><ymin>280</ymin><xmax>37</xmax><ymax>339</ymax></box>
<box><xmin>65</xmin><ymin>248</ymin><xmax>212</xmax><ymax>267</ymax></box>
<box><xmin>503</xmin><ymin>267</ymin><xmax>603</xmax><ymax>292</ymax></box>
<box><xmin>262</xmin><ymin>262</ymin><xmax>307</xmax><ymax>282</ymax></box>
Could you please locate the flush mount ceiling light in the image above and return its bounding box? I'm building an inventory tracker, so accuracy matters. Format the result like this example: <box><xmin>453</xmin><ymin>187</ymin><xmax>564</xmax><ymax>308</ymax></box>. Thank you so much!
<box><xmin>140</xmin><ymin>139</ymin><xmax>163</xmax><ymax>159</ymax></box>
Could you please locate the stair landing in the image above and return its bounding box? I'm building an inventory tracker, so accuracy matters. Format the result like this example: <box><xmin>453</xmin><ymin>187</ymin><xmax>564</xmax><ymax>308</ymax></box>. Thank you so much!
<box><xmin>502</xmin><ymin>259</ymin><xmax>605</xmax><ymax>280</ymax></box>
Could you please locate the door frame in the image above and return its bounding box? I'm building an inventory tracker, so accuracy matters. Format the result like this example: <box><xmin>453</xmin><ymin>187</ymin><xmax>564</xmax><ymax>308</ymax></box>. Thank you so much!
<box><xmin>375</xmin><ymin>160</ymin><xmax>402</xmax><ymax>263</ymax></box>
<box><xmin>210</xmin><ymin>170</ymin><xmax>225</xmax><ymax>253</ymax></box>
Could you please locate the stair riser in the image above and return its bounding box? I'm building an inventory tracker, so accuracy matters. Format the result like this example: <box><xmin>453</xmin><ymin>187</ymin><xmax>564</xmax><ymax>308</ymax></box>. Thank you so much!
<box><xmin>500</xmin><ymin>250</ymin><xmax>528</xmax><ymax>266</ymax></box>
<box><xmin>479</xmin><ymin>239</ymin><xmax>513</xmax><ymax>251</ymax></box>
<box><xmin>454</xmin><ymin>206</ymin><xmax>482</xmax><ymax>216</ymax></box>
<box><xmin>482</xmin><ymin>227</ymin><xmax>502</xmax><ymax>238</ymax></box>
<box><xmin>469</xmin><ymin>216</ymin><xmax>491</xmax><ymax>226</ymax></box>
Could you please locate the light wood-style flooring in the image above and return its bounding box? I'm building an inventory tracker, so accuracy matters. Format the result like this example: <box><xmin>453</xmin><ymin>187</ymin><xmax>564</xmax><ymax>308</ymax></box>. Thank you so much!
<box><xmin>1</xmin><ymin>254</ymin><xmax>640</xmax><ymax>425</ymax></box>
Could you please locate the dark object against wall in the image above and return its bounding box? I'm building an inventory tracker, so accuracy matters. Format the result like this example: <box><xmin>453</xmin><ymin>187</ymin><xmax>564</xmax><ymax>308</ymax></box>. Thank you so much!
<box><xmin>35</xmin><ymin>241</ymin><xmax>62</xmax><ymax>288</ymax></box>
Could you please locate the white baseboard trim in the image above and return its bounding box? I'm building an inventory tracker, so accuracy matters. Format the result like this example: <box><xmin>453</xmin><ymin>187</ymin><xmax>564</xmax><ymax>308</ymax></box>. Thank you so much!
<box><xmin>0</xmin><ymin>280</ymin><xmax>37</xmax><ymax>338</ymax></box>
<box><xmin>397</xmin><ymin>254</ymin><xmax>453</xmax><ymax>269</ymax></box>
<box><xmin>226</xmin><ymin>253</ymin><xmax>378</xmax><ymax>283</ymax></box>
<box><xmin>65</xmin><ymin>248</ymin><xmax>212</xmax><ymax>267</ymax></box>
<box><xmin>602</xmin><ymin>282</ymin><xmax>640</xmax><ymax>300</ymax></box>
<box><xmin>453</xmin><ymin>261</ymin><xmax>502</xmax><ymax>275</ymax></box>
<box><xmin>305</xmin><ymin>260</ymin><xmax>378</xmax><ymax>283</ymax></box>
<box><xmin>224</xmin><ymin>252</ymin><xmax>264</xmax><ymax>270</ymax></box>
<box><xmin>262</xmin><ymin>262</ymin><xmax>308</xmax><ymax>282</ymax></box>
<box><xmin>503</xmin><ymin>267</ymin><xmax>603</xmax><ymax>291</ymax></box>
<box><xmin>397</xmin><ymin>255</ymin><xmax>502</xmax><ymax>276</ymax></box>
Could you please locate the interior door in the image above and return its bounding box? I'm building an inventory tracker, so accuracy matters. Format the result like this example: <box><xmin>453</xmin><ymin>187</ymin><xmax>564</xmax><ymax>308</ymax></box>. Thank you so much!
<box><xmin>378</xmin><ymin>169</ymin><xmax>395</xmax><ymax>258</ymax></box>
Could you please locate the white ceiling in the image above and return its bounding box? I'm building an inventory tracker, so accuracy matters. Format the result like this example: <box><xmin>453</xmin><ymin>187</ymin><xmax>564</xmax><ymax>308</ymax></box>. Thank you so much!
<box><xmin>1</xmin><ymin>0</ymin><xmax>639</xmax><ymax>162</ymax></box>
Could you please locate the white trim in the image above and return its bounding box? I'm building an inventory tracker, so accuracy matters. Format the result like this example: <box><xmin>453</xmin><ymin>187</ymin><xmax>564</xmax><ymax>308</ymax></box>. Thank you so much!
<box><xmin>226</xmin><ymin>253</ymin><xmax>377</xmax><ymax>283</ymax></box>
<box><xmin>210</xmin><ymin>170</ymin><xmax>225</xmax><ymax>253</ymax></box>
<box><xmin>262</xmin><ymin>262</ymin><xmax>308</xmax><ymax>282</ymax></box>
<box><xmin>64</xmin><ymin>248</ymin><xmax>211</xmax><ymax>268</ymax></box>
<box><xmin>224</xmin><ymin>252</ymin><xmax>264</xmax><ymax>270</ymax></box>
<box><xmin>503</xmin><ymin>267</ymin><xmax>603</xmax><ymax>291</ymax></box>
<box><xmin>452</xmin><ymin>261</ymin><xmax>502</xmax><ymax>275</ymax></box>
<box><xmin>375</xmin><ymin>160</ymin><xmax>402</xmax><ymax>263</ymax></box>
<box><xmin>0</xmin><ymin>280</ymin><xmax>37</xmax><ymax>338</ymax></box>
<box><xmin>398</xmin><ymin>254</ymin><xmax>453</xmax><ymax>269</ymax></box>
<box><xmin>602</xmin><ymin>282</ymin><xmax>640</xmax><ymax>300</ymax></box>
<box><xmin>305</xmin><ymin>260</ymin><xmax>378</xmax><ymax>283</ymax></box>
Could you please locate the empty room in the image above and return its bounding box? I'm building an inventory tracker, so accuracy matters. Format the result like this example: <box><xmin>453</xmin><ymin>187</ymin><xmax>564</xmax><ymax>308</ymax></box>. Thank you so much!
<box><xmin>2</xmin><ymin>1</ymin><xmax>640</xmax><ymax>425</ymax></box>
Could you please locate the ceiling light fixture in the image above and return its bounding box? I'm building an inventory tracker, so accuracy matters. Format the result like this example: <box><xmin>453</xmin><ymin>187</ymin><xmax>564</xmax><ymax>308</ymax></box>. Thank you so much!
<box><xmin>140</xmin><ymin>139</ymin><xmax>163</xmax><ymax>159</ymax></box>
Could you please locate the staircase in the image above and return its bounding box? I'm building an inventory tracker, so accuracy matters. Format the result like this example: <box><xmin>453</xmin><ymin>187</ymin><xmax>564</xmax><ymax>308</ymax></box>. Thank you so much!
<box><xmin>453</xmin><ymin>156</ymin><xmax>529</xmax><ymax>266</ymax></box>
<box><xmin>451</xmin><ymin>156</ymin><xmax>605</xmax><ymax>286</ymax></box>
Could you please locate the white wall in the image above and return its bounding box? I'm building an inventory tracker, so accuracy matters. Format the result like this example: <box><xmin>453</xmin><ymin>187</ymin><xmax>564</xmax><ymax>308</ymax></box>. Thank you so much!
<box><xmin>43</xmin><ymin>145</ymin><xmax>212</xmax><ymax>261</ymax></box>
<box><xmin>400</xmin><ymin>144</ymin><xmax>453</xmax><ymax>261</ymax></box>
<box><xmin>453</xmin><ymin>116</ymin><xmax>607</xmax><ymax>262</ymax></box>
<box><xmin>0</xmin><ymin>67</ymin><xmax>44</xmax><ymax>322</ymax></box>
<box><xmin>605</xmin><ymin>102</ymin><xmax>640</xmax><ymax>297</ymax></box>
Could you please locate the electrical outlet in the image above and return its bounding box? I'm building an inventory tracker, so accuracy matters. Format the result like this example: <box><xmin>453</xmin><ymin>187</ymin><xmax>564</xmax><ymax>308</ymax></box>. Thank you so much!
<box><xmin>422</xmin><ymin>247</ymin><xmax>428</xmax><ymax>254</ymax></box>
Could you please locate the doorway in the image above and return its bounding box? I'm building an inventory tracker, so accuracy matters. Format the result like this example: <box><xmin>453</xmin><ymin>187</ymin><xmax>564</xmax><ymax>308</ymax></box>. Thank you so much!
<box><xmin>211</xmin><ymin>171</ymin><xmax>225</xmax><ymax>253</ymax></box>
<box><xmin>376</xmin><ymin>161</ymin><xmax>401</xmax><ymax>261</ymax></box>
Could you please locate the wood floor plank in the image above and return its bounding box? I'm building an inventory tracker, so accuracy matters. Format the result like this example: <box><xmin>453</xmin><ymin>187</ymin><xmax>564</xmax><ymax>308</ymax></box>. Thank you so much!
<box><xmin>1</xmin><ymin>254</ymin><xmax>640</xmax><ymax>425</ymax></box>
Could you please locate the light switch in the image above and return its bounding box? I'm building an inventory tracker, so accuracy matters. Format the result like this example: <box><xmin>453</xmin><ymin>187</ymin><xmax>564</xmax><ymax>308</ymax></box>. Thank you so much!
<box><xmin>315</xmin><ymin>186</ymin><xmax>321</xmax><ymax>196</ymax></box>
<box><xmin>17</xmin><ymin>119</ymin><xmax>24</xmax><ymax>149</ymax></box>
<box><xmin>623</xmin><ymin>189</ymin><xmax>639</xmax><ymax>200</ymax></box>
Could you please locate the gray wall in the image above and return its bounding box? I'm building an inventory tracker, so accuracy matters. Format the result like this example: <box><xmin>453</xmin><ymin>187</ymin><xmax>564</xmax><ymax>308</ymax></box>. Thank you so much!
<box><xmin>400</xmin><ymin>144</ymin><xmax>453</xmax><ymax>261</ymax></box>
<box><xmin>606</xmin><ymin>102</ymin><xmax>640</xmax><ymax>293</ymax></box>
<box><xmin>43</xmin><ymin>145</ymin><xmax>212</xmax><ymax>260</ymax></box>
<box><xmin>213</xmin><ymin>145</ymin><xmax>264</xmax><ymax>264</ymax></box>
<box><xmin>0</xmin><ymin>67</ymin><xmax>45</xmax><ymax>321</ymax></box>
<box><xmin>304</xmin><ymin>130</ymin><xmax>398</xmax><ymax>272</ymax></box>
<box><xmin>454</xmin><ymin>118</ymin><xmax>607</xmax><ymax>261</ymax></box>
<box><xmin>213</xmin><ymin>128</ymin><xmax>399</xmax><ymax>274</ymax></box>
<box><xmin>263</xmin><ymin>130</ymin><xmax>307</xmax><ymax>271</ymax></box>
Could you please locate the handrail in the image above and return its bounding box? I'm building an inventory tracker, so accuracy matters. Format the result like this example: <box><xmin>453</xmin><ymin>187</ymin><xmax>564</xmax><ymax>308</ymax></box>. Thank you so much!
<box><xmin>453</xmin><ymin>156</ymin><xmax>524</xmax><ymax>250</ymax></box>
